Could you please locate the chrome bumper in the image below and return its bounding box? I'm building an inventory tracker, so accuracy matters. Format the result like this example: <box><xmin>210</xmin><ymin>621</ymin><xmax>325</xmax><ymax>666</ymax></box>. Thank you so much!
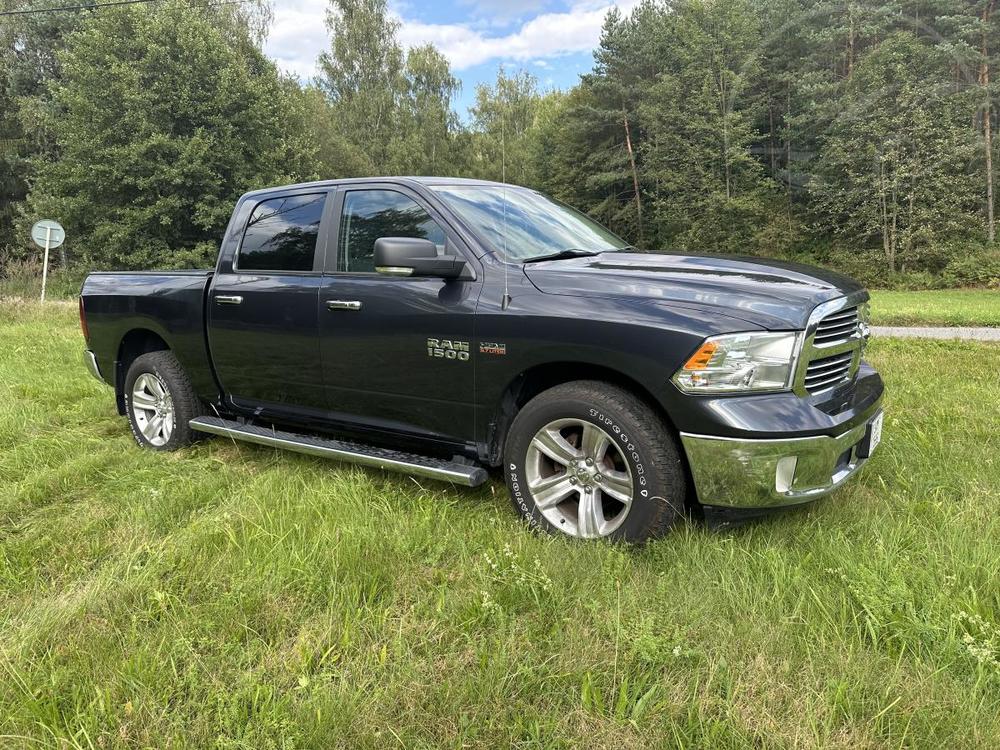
<box><xmin>680</xmin><ymin>413</ymin><xmax>880</xmax><ymax>509</ymax></box>
<box><xmin>84</xmin><ymin>350</ymin><xmax>105</xmax><ymax>383</ymax></box>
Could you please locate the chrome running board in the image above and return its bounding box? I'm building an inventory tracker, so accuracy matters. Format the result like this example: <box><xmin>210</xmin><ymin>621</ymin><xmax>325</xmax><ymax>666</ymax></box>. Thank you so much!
<box><xmin>189</xmin><ymin>416</ymin><xmax>488</xmax><ymax>487</ymax></box>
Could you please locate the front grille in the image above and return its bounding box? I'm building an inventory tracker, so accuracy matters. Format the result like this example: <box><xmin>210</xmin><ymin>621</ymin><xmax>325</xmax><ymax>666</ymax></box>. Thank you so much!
<box><xmin>813</xmin><ymin>305</ymin><xmax>859</xmax><ymax>347</ymax></box>
<box><xmin>804</xmin><ymin>350</ymin><xmax>854</xmax><ymax>393</ymax></box>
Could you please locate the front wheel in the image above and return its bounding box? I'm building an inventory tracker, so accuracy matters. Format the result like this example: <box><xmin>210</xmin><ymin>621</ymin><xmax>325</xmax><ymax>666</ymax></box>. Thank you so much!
<box><xmin>503</xmin><ymin>381</ymin><xmax>686</xmax><ymax>543</ymax></box>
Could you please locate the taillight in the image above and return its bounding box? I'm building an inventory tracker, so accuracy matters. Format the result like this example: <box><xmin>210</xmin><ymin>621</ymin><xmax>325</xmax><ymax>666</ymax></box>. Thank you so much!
<box><xmin>79</xmin><ymin>297</ymin><xmax>89</xmax><ymax>343</ymax></box>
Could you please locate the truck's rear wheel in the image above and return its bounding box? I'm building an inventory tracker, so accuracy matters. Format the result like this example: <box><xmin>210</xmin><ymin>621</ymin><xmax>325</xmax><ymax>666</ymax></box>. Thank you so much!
<box><xmin>503</xmin><ymin>381</ymin><xmax>686</xmax><ymax>543</ymax></box>
<box><xmin>124</xmin><ymin>351</ymin><xmax>201</xmax><ymax>451</ymax></box>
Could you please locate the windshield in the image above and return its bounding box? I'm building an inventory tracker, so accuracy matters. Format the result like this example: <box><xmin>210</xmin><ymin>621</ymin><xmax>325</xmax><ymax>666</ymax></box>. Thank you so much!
<box><xmin>431</xmin><ymin>185</ymin><xmax>630</xmax><ymax>262</ymax></box>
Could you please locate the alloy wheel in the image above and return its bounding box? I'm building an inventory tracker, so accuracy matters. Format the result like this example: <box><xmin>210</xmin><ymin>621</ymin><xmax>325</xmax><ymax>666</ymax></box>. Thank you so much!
<box><xmin>524</xmin><ymin>418</ymin><xmax>634</xmax><ymax>538</ymax></box>
<box><xmin>131</xmin><ymin>373</ymin><xmax>174</xmax><ymax>447</ymax></box>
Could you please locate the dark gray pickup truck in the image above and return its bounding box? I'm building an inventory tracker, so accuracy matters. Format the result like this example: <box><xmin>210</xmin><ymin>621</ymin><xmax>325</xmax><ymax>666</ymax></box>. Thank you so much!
<box><xmin>80</xmin><ymin>177</ymin><xmax>884</xmax><ymax>542</ymax></box>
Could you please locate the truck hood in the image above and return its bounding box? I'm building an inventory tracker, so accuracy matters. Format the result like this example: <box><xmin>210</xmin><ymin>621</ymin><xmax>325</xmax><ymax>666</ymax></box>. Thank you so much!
<box><xmin>522</xmin><ymin>252</ymin><xmax>865</xmax><ymax>330</ymax></box>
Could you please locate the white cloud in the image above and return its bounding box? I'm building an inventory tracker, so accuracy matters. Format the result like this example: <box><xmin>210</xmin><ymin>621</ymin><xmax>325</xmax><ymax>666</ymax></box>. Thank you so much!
<box><xmin>265</xmin><ymin>0</ymin><xmax>330</xmax><ymax>81</ymax></box>
<box><xmin>397</xmin><ymin>2</ymin><xmax>637</xmax><ymax>71</ymax></box>
<box><xmin>265</xmin><ymin>0</ymin><xmax>638</xmax><ymax>80</ymax></box>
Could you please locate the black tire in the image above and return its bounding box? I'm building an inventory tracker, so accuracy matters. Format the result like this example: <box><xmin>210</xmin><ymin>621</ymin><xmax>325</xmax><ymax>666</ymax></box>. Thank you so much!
<box><xmin>124</xmin><ymin>351</ymin><xmax>202</xmax><ymax>451</ymax></box>
<box><xmin>503</xmin><ymin>380</ymin><xmax>686</xmax><ymax>543</ymax></box>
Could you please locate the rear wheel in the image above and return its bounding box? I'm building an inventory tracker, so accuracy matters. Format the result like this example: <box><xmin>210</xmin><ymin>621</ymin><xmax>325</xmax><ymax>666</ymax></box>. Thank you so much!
<box><xmin>503</xmin><ymin>381</ymin><xmax>686</xmax><ymax>543</ymax></box>
<box><xmin>124</xmin><ymin>351</ymin><xmax>202</xmax><ymax>451</ymax></box>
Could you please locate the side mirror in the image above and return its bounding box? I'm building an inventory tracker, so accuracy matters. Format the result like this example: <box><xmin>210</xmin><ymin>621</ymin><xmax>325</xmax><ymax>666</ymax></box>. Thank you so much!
<box><xmin>374</xmin><ymin>237</ymin><xmax>468</xmax><ymax>279</ymax></box>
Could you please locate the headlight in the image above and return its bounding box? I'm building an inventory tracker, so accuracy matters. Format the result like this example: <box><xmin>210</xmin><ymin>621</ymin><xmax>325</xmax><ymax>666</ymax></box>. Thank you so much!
<box><xmin>672</xmin><ymin>331</ymin><xmax>801</xmax><ymax>393</ymax></box>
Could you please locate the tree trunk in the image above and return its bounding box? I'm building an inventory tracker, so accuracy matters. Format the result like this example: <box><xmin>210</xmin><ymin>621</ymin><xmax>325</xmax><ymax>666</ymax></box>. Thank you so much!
<box><xmin>982</xmin><ymin>0</ymin><xmax>996</xmax><ymax>243</ymax></box>
<box><xmin>890</xmin><ymin>183</ymin><xmax>898</xmax><ymax>274</ymax></box>
<box><xmin>904</xmin><ymin>177</ymin><xmax>915</xmax><ymax>272</ymax></box>
<box><xmin>879</xmin><ymin>159</ymin><xmax>893</xmax><ymax>271</ymax></box>
<box><xmin>622</xmin><ymin>108</ymin><xmax>643</xmax><ymax>244</ymax></box>
<box><xmin>718</xmin><ymin>72</ymin><xmax>731</xmax><ymax>199</ymax></box>
<box><xmin>786</xmin><ymin>86</ymin><xmax>793</xmax><ymax>233</ymax></box>
<box><xmin>768</xmin><ymin>99</ymin><xmax>776</xmax><ymax>176</ymax></box>
<box><xmin>847</xmin><ymin>5</ymin><xmax>855</xmax><ymax>78</ymax></box>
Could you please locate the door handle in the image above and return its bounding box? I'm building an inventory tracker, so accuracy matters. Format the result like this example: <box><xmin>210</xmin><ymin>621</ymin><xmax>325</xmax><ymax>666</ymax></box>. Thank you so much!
<box><xmin>326</xmin><ymin>300</ymin><xmax>362</xmax><ymax>311</ymax></box>
<box><xmin>214</xmin><ymin>295</ymin><xmax>243</xmax><ymax>305</ymax></box>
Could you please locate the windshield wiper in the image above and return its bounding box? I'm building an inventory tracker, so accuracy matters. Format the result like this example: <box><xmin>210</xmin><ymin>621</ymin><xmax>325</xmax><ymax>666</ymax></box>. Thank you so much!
<box><xmin>521</xmin><ymin>248</ymin><xmax>603</xmax><ymax>264</ymax></box>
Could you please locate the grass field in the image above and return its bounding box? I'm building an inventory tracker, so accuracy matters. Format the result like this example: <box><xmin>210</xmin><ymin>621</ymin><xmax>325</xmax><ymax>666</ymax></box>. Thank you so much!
<box><xmin>2</xmin><ymin>301</ymin><xmax>1000</xmax><ymax>748</ymax></box>
<box><xmin>869</xmin><ymin>289</ymin><xmax>999</xmax><ymax>327</ymax></box>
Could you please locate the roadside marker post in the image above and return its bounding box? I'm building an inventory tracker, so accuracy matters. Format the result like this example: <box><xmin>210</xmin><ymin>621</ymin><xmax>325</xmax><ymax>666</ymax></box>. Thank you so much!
<box><xmin>30</xmin><ymin>219</ymin><xmax>65</xmax><ymax>302</ymax></box>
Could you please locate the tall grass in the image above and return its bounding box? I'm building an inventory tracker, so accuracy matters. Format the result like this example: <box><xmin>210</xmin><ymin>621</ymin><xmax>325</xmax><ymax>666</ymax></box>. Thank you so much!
<box><xmin>0</xmin><ymin>258</ymin><xmax>86</xmax><ymax>301</ymax></box>
<box><xmin>1</xmin><ymin>300</ymin><xmax>999</xmax><ymax>747</ymax></box>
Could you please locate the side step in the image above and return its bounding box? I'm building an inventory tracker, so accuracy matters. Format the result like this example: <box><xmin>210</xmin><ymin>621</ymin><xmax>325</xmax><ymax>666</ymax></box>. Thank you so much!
<box><xmin>189</xmin><ymin>416</ymin><xmax>488</xmax><ymax>487</ymax></box>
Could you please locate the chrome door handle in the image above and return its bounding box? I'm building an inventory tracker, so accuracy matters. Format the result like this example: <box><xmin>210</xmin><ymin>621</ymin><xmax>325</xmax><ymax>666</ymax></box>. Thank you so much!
<box><xmin>326</xmin><ymin>300</ymin><xmax>362</xmax><ymax>311</ymax></box>
<box><xmin>214</xmin><ymin>295</ymin><xmax>243</xmax><ymax>305</ymax></box>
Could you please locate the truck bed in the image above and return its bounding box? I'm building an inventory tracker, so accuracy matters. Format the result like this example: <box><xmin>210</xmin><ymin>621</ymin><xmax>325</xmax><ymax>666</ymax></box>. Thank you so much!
<box><xmin>80</xmin><ymin>270</ymin><xmax>216</xmax><ymax>401</ymax></box>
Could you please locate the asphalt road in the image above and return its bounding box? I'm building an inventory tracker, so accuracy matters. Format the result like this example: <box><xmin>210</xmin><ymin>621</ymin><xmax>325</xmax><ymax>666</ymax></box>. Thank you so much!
<box><xmin>872</xmin><ymin>326</ymin><xmax>1000</xmax><ymax>341</ymax></box>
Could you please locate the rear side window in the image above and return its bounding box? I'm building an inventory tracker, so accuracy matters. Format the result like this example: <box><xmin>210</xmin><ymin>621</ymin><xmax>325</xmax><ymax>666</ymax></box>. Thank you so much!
<box><xmin>237</xmin><ymin>193</ymin><xmax>326</xmax><ymax>272</ymax></box>
<box><xmin>338</xmin><ymin>189</ymin><xmax>446</xmax><ymax>273</ymax></box>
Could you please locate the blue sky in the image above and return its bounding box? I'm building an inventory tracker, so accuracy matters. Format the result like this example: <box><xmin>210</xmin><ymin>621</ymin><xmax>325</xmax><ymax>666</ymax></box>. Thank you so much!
<box><xmin>265</xmin><ymin>0</ymin><xmax>637</xmax><ymax>117</ymax></box>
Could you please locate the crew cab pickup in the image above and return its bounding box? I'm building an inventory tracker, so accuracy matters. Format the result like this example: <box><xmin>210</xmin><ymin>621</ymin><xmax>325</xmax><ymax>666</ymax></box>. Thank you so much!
<box><xmin>80</xmin><ymin>177</ymin><xmax>884</xmax><ymax>542</ymax></box>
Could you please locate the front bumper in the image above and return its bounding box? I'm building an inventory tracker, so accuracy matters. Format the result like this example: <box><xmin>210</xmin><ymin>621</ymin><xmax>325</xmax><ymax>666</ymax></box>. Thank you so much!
<box><xmin>680</xmin><ymin>409</ymin><xmax>881</xmax><ymax>509</ymax></box>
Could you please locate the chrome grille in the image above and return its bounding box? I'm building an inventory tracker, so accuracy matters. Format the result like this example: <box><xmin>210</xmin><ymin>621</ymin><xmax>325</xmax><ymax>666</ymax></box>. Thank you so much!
<box><xmin>812</xmin><ymin>305</ymin><xmax>859</xmax><ymax>347</ymax></box>
<box><xmin>804</xmin><ymin>351</ymin><xmax>854</xmax><ymax>393</ymax></box>
<box><xmin>793</xmin><ymin>295</ymin><xmax>867</xmax><ymax>396</ymax></box>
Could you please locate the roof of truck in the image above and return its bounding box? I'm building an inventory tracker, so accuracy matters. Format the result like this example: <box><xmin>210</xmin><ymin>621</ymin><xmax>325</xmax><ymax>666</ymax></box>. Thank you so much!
<box><xmin>240</xmin><ymin>176</ymin><xmax>516</xmax><ymax>199</ymax></box>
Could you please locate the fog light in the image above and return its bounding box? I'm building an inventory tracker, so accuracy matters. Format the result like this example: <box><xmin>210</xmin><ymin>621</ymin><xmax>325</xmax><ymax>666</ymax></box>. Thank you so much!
<box><xmin>775</xmin><ymin>456</ymin><xmax>798</xmax><ymax>493</ymax></box>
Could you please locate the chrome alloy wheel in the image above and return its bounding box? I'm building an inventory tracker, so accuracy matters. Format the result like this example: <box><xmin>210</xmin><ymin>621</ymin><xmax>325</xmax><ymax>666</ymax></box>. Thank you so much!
<box><xmin>131</xmin><ymin>373</ymin><xmax>174</xmax><ymax>447</ymax></box>
<box><xmin>525</xmin><ymin>418</ymin><xmax>635</xmax><ymax>538</ymax></box>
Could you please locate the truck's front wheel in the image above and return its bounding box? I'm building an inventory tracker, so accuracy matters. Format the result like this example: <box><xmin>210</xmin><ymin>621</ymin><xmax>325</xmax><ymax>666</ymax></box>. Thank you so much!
<box><xmin>124</xmin><ymin>351</ymin><xmax>202</xmax><ymax>451</ymax></box>
<box><xmin>504</xmin><ymin>381</ymin><xmax>686</xmax><ymax>543</ymax></box>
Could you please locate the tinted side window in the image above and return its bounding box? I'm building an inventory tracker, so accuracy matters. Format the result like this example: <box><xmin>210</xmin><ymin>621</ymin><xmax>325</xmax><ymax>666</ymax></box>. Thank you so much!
<box><xmin>238</xmin><ymin>193</ymin><xmax>326</xmax><ymax>272</ymax></box>
<box><xmin>338</xmin><ymin>189</ymin><xmax>446</xmax><ymax>273</ymax></box>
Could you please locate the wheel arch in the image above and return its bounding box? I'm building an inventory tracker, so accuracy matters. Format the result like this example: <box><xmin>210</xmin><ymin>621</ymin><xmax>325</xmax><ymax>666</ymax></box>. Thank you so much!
<box><xmin>114</xmin><ymin>328</ymin><xmax>171</xmax><ymax>414</ymax></box>
<box><xmin>486</xmin><ymin>361</ymin><xmax>681</xmax><ymax>464</ymax></box>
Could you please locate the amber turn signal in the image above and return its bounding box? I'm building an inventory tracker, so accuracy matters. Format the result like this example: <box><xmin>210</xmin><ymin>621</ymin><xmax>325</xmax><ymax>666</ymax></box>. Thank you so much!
<box><xmin>683</xmin><ymin>341</ymin><xmax>718</xmax><ymax>370</ymax></box>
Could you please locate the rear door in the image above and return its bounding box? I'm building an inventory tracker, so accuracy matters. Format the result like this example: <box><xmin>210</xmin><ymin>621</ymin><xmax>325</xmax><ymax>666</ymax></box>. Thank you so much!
<box><xmin>318</xmin><ymin>184</ymin><xmax>481</xmax><ymax>443</ymax></box>
<box><xmin>208</xmin><ymin>189</ymin><xmax>333</xmax><ymax>412</ymax></box>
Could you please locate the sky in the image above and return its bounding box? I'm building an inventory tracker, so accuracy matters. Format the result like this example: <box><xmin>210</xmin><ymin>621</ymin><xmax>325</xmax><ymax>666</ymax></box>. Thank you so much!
<box><xmin>264</xmin><ymin>0</ymin><xmax>639</xmax><ymax>117</ymax></box>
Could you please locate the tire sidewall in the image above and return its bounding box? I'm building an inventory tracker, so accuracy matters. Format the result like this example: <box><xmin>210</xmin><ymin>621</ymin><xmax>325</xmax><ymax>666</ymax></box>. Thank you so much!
<box><xmin>504</xmin><ymin>393</ymin><xmax>679</xmax><ymax>543</ymax></box>
<box><xmin>124</xmin><ymin>354</ymin><xmax>184</xmax><ymax>452</ymax></box>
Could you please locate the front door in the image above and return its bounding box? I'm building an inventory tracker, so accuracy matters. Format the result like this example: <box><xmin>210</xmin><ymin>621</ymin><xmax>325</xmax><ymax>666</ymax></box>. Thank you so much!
<box><xmin>208</xmin><ymin>190</ymin><xmax>332</xmax><ymax>412</ymax></box>
<box><xmin>319</xmin><ymin>185</ymin><xmax>480</xmax><ymax>444</ymax></box>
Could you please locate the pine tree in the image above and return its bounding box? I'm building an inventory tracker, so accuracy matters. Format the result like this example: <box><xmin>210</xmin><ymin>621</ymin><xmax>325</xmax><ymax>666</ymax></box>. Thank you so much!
<box><xmin>581</xmin><ymin>1</ymin><xmax>674</xmax><ymax>244</ymax></box>
<box><xmin>640</xmin><ymin>0</ymin><xmax>776</xmax><ymax>252</ymax></box>
<box><xmin>809</xmin><ymin>33</ymin><xmax>979</xmax><ymax>270</ymax></box>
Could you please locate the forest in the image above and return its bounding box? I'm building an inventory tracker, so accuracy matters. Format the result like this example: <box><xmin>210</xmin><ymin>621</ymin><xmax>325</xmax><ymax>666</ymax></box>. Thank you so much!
<box><xmin>1</xmin><ymin>0</ymin><xmax>998</xmax><ymax>290</ymax></box>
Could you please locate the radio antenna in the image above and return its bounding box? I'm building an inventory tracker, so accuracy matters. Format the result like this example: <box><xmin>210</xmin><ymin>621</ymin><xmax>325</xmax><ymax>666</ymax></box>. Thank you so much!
<box><xmin>500</xmin><ymin>91</ymin><xmax>511</xmax><ymax>310</ymax></box>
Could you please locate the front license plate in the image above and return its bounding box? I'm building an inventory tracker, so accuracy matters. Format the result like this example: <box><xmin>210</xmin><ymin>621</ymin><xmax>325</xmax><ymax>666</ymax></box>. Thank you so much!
<box><xmin>860</xmin><ymin>411</ymin><xmax>883</xmax><ymax>458</ymax></box>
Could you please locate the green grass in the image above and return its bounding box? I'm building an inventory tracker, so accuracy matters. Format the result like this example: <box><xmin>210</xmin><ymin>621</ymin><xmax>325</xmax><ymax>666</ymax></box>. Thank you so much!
<box><xmin>2</xmin><ymin>301</ymin><xmax>1000</xmax><ymax>748</ymax></box>
<box><xmin>870</xmin><ymin>289</ymin><xmax>1000</xmax><ymax>327</ymax></box>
